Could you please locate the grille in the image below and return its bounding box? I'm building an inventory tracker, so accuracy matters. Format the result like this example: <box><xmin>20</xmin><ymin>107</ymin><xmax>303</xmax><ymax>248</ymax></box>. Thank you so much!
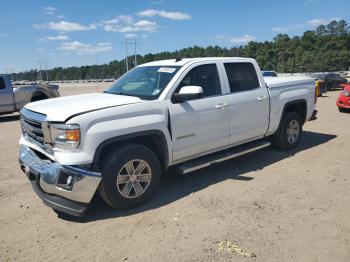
<box><xmin>21</xmin><ymin>115</ymin><xmax>45</xmax><ymax>146</ymax></box>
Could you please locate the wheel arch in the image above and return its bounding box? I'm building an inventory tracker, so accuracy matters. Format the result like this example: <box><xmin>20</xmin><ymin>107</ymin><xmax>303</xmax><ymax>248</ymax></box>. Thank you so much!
<box><xmin>31</xmin><ymin>90</ymin><xmax>48</xmax><ymax>102</ymax></box>
<box><xmin>280</xmin><ymin>99</ymin><xmax>307</xmax><ymax>126</ymax></box>
<box><xmin>93</xmin><ymin>130</ymin><xmax>169</xmax><ymax>173</ymax></box>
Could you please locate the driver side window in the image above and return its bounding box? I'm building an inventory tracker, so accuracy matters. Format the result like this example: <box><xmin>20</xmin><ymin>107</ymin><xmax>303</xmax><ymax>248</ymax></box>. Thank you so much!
<box><xmin>177</xmin><ymin>64</ymin><xmax>222</xmax><ymax>98</ymax></box>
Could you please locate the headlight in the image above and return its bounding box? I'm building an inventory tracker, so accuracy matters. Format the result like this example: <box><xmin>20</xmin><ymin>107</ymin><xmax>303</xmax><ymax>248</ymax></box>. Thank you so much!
<box><xmin>342</xmin><ymin>90</ymin><xmax>350</xmax><ymax>97</ymax></box>
<box><xmin>50</xmin><ymin>124</ymin><xmax>80</xmax><ymax>150</ymax></box>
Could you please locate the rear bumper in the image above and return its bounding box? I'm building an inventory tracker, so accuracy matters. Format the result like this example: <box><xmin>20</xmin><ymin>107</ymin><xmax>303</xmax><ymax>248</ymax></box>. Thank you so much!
<box><xmin>19</xmin><ymin>145</ymin><xmax>101</xmax><ymax>216</ymax></box>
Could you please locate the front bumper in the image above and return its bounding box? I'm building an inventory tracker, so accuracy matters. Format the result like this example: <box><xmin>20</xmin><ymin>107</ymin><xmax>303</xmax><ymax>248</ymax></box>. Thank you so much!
<box><xmin>19</xmin><ymin>145</ymin><xmax>101</xmax><ymax>216</ymax></box>
<box><xmin>337</xmin><ymin>99</ymin><xmax>350</xmax><ymax>109</ymax></box>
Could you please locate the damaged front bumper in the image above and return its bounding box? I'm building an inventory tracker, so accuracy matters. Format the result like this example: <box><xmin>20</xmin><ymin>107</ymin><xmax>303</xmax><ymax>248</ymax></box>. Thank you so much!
<box><xmin>19</xmin><ymin>145</ymin><xmax>101</xmax><ymax>216</ymax></box>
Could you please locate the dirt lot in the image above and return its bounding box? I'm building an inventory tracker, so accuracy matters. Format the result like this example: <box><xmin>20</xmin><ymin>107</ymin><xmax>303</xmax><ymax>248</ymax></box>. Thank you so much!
<box><xmin>1</xmin><ymin>84</ymin><xmax>349</xmax><ymax>262</ymax></box>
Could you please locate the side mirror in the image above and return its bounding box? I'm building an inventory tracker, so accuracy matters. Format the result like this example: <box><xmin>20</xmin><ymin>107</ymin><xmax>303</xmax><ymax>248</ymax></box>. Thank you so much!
<box><xmin>172</xmin><ymin>85</ymin><xmax>203</xmax><ymax>103</ymax></box>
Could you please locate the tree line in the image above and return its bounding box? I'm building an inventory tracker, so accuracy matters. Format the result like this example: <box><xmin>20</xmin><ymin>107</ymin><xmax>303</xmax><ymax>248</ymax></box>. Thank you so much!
<box><xmin>13</xmin><ymin>19</ymin><xmax>350</xmax><ymax>81</ymax></box>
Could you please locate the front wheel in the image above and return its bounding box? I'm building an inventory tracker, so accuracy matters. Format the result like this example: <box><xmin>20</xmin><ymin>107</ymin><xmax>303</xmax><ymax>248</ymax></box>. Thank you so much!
<box><xmin>272</xmin><ymin>112</ymin><xmax>302</xmax><ymax>150</ymax></box>
<box><xmin>98</xmin><ymin>144</ymin><xmax>161</xmax><ymax>210</ymax></box>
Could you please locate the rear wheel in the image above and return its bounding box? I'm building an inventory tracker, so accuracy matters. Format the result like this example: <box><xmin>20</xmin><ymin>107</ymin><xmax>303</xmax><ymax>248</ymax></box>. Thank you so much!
<box><xmin>272</xmin><ymin>112</ymin><xmax>302</xmax><ymax>150</ymax></box>
<box><xmin>98</xmin><ymin>144</ymin><xmax>161</xmax><ymax>210</ymax></box>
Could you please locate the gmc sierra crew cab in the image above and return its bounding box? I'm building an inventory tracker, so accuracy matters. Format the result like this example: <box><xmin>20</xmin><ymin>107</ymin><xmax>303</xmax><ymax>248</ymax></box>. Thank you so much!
<box><xmin>0</xmin><ymin>75</ymin><xmax>60</xmax><ymax>115</ymax></box>
<box><xmin>18</xmin><ymin>57</ymin><xmax>317</xmax><ymax>216</ymax></box>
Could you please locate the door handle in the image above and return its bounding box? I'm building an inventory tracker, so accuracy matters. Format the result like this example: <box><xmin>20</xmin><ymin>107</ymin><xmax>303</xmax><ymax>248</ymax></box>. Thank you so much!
<box><xmin>215</xmin><ymin>103</ymin><xmax>227</xmax><ymax>109</ymax></box>
<box><xmin>257</xmin><ymin>96</ymin><xmax>268</xmax><ymax>101</ymax></box>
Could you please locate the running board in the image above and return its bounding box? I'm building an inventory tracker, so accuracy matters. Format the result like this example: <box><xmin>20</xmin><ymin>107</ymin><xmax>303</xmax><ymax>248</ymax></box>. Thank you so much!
<box><xmin>175</xmin><ymin>141</ymin><xmax>271</xmax><ymax>175</ymax></box>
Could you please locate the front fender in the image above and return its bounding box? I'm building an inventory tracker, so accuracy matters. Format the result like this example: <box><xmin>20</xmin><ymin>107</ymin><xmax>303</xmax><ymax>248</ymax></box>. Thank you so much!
<box><xmin>92</xmin><ymin>129</ymin><xmax>169</xmax><ymax>171</ymax></box>
<box><xmin>54</xmin><ymin>101</ymin><xmax>173</xmax><ymax>167</ymax></box>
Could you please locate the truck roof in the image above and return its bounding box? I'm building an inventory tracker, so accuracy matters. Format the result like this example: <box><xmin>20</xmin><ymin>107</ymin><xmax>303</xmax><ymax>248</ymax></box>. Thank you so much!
<box><xmin>139</xmin><ymin>57</ymin><xmax>255</xmax><ymax>67</ymax></box>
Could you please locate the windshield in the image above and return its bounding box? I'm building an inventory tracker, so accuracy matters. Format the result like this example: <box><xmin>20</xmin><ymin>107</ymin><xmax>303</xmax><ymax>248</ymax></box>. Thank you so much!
<box><xmin>105</xmin><ymin>66</ymin><xmax>181</xmax><ymax>100</ymax></box>
<box><xmin>263</xmin><ymin>71</ymin><xmax>277</xmax><ymax>77</ymax></box>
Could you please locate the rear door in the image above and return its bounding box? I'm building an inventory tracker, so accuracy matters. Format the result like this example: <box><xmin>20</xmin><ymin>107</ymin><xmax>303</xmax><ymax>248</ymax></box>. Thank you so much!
<box><xmin>0</xmin><ymin>76</ymin><xmax>15</xmax><ymax>113</ymax></box>
<box><xmin>167</xmin><ymin>63</ymin><xmax>230</xmax><ymax>162</ymax></box>
<box><xmin>221</xmin><ymin>62</ymin><xmax>270</xmax><ymax>145</ymax></box>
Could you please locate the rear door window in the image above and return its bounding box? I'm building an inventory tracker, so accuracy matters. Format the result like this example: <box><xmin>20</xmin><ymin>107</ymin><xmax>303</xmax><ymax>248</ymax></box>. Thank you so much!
<box><xmin>224</xmin><ymin>63</ymin><xmax>260</xmax><ymax>93</ymax></box>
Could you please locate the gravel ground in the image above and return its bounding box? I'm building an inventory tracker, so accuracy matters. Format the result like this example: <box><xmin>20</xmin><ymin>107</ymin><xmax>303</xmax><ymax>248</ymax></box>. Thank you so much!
<box><xmin>0</xmin><ymin>84</ymin><xmax>349</xmax><ymax>262</ymax></box>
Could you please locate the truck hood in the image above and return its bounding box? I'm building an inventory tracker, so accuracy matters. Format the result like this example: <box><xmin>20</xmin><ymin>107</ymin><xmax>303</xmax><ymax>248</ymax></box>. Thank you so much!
<box><xmin>25</xmin><ymin>93</ymin><xmax>142</xmax><ymax>122</ymax></box>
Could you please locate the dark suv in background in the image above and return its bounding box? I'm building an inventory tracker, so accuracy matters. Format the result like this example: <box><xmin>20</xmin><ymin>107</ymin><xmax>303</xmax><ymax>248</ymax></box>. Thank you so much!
<box><xmin>312</xmin><ymin>73</ymin><xmax>348</xmax><ymax>93</ymax></box>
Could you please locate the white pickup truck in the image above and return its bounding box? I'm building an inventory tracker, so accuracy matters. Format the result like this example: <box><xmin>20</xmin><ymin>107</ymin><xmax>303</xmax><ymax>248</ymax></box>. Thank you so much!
<box><xmin>18</xmin><ymin>57</ymin><xmax>317</xmax><ymax>216</ymax></box>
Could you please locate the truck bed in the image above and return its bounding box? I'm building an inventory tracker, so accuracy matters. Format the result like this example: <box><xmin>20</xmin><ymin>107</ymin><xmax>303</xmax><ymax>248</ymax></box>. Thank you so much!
<box><xmin>264</xmin><ymin>76</ymin><xmax>315</xmax><ymax>88</ymax></box>
<box><xmin>265</xmin><ymin>76</ymin><xmax>316</xmax><ymax>136</ymax></box>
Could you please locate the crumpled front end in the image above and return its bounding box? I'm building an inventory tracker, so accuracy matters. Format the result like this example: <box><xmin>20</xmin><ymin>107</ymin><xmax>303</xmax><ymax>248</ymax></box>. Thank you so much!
<box><xmin>19</xmin><ymin>145</ymin><xmax>101</xmax><ymax>216</ymax></box>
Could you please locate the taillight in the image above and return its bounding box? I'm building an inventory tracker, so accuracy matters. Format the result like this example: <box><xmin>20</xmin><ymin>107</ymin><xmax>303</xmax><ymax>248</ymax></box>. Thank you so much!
<box><xmin>314</xmin><ymin>81</ymin><xmax>318</xmax><ymax>104</ymax></box>
<box><xmin>315</xmin><ymin>81</ymin><xmax>320</xmax><ymax>96</ymax></box>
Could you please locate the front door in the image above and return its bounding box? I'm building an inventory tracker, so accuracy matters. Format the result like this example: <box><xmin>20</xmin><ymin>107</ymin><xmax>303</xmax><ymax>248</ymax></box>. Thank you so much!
<box><xmin>168</xmin><ymin>63</ymin><xmax>230</xmax><ymax>162</ymax></box>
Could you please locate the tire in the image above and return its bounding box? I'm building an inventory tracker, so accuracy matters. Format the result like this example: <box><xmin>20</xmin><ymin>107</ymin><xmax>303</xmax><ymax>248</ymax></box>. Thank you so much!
<box><xmin>272</xmin><ymin>112</ymin><xmax>302</xmax><ymax>150</ymax></box>
<box><xmin>98</xmin><ymin>144</ymin><xmax>161</xmax><ymax>210</ymax></box>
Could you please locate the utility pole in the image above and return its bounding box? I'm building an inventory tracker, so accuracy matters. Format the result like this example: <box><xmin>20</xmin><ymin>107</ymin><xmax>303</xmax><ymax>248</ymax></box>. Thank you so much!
<box><xmin>124</xmin><ymin>40</ymin><xmax>129</xmax><ymax>72</ymax></box>
<box><xmin>133</xmin><ymin>39</ymin><xmax>137</xmax><ymax>66</ymax></box>
<box><xmin>45</xmin><ymin>61</ymin><xmax>48</xmax><ymax>82</ymax></box>
<box><xmin>6</xmin><ymin>67</ymin><xmax>14</xmax><ymax>81</ymax></box>
<box><xmin>95</xmin><ymin>47</ymin><xmax>98</xmax><ymax>83</ymax></box>
<box><xmin>38</xmin><ymin>60</ymin><xmax>49</xmax><ymax>82</ymax></box>
<box><xmin>123</xmin><ymin>39</ymin><xmax>138</xmax><ymax>72</ymax></box>
<box><xmin>38</xmin><ymin>61</ymin><xmax>43</xmax><ymax>81</ymax></box>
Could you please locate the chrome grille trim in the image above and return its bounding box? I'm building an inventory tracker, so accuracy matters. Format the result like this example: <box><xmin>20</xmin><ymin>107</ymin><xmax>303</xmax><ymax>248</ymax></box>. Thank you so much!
<box><xmin>26</xmin><ymin>132</ymin><xmax>44</xmax><ymax>142</ymax></box>
<box><xmin>21</xmin><ymin>116</ymin><xmax>44</xmax><ymax>146</ymax></box>
<box><xmin>20</xmin><ymin>108</ymin><xmax>52</xmax><ymax>153</ymax></box>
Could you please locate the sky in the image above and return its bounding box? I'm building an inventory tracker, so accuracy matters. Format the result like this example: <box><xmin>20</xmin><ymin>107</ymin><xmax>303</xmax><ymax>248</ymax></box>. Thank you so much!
<box><xmin>0</xmin><ymin>0</ymin><xmax>349</xmax><ymax>73</ymax></box>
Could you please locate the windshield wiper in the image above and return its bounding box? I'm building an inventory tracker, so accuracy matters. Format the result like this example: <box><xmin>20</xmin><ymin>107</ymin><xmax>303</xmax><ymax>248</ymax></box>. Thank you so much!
<box><xmin>116</xmin><ymin>92</ymin><xmax>136</xmax><ymax>97</ymax></box>
<box><xmin>104</xmin><ymin>91</ymin><xmax>136</xmax><ymax>97</ymax></box>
